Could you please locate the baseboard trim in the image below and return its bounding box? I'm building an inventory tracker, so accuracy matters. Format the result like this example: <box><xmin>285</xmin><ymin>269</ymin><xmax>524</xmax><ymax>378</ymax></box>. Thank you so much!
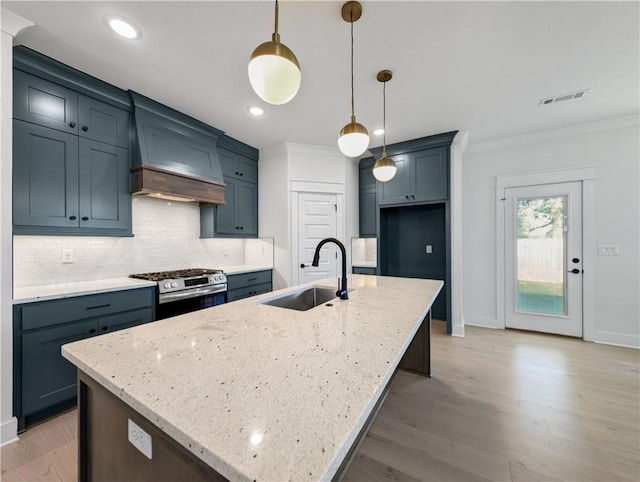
<box><xmin>1</xmin><ymin>417</ymin><xmax>18</xmax><ymax>446</ymax></box>
<box><xmin>451</xmin><ymin>323</ymin><xmax>465</xmax><ymax>337</ymax></box>
<box><xmin>594</xmin><ymin>331</ymin><xmax>640</xmax><ymax>349</ymax></box>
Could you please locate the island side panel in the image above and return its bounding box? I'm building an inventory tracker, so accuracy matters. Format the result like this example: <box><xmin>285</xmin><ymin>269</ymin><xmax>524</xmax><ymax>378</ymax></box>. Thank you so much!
<box><xmin>398</xmin><ymin>309</ymin><xmax>432</xmax><ymax>377</ymax></box>
<box><xmin>77</xmin><ymin>371</ymin><xmax>227</xmax><ymax>482</ymax></box>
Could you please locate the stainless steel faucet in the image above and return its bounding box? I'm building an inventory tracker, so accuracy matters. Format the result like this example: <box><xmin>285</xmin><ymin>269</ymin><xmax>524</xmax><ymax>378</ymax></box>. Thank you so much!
<box><xmin>312</xmin><ymin>237</ymin><xmax>348</xmax><ymax>300</ymax></box>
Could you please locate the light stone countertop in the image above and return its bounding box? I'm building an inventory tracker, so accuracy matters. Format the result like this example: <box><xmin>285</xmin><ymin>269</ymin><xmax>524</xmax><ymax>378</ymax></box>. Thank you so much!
<box><xmin>13</xmin><ymin>278</ymin><xmax>157</xmax><ymax>304</ymax></box>
<box><xmin>221</xmin><ymin>264</ymin><xmax>273</xmax><ymax>275</ymax></box>
<box><xmin>62</xmin><ymin>275</ymin><xmax>443</xmax><ymax>481</ymax></box>
<box><xmin>351</xmin><ymin>261</ymin><xmax>377</xmax><ymax>268</ymax></box>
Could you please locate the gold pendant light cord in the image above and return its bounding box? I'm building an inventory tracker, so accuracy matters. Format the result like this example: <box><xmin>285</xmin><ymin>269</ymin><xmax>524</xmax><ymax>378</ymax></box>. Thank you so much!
<box><xmin>273</xmin><ymin>0</ymin><xmax>280</xmax><ymax>43</ymax></box>
<box><xmin>350</xmin><ymin>9</ymin><xmax>355</xmax><ymax>121</ymax></box>
<box><xmin>382</xmin><ymin>80</ymin><xmax>387</xmax><ymax>157</ymax></box>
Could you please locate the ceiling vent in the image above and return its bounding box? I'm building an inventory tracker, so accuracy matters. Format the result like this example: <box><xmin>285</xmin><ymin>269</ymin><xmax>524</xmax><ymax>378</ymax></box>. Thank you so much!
<box><xmin>539</xmin><ymin>89</ymin><xmax>590</xmax><ymax>106</ymax></box>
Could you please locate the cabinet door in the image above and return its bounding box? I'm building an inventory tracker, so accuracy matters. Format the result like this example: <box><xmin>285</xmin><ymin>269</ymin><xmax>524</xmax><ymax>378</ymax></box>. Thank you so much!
<box><xmin>217</xmin><ymin>147</ymin><xmax>238</xmax><ymax>178</ymax></box>
<box><xmin>78</xmin><ymin>96</ymin><xmax>129</xmax><ymax>148</ymax></box>
<box><xmin>21</xmin><ymin>319</ymin><xmax>97</xmax><ymax>416</ymax></box>
<box><xmin>377</xmin><ymin>154</ymin><xmax>411</xmax><ymax>206</ymax></box>
<box><xmin>13</xmin><ymin>121</ymin><xmax>79</xmax><ymax>229</ymax></box>
<box><xmin>359</xmin><ymin>159</ymin><xmax>376</xmax><ymax>190</ymax></box>
<box><xmin>412</xmin><ymin>147</ymin><xmax>448</xmax><ymax>202</ymax></box>
<box><xmin>98</xmin><ymin>307</ymin><xmax>153</xmax><ymax>335</ymax></box>
<box><xmin>214</xmin><ymin>176</ymin><xmax>237</xmax><ymax>234</ymax></box>
<box><xmin>359</xmin><ymin>188</ymin><xmax>377</xmax><ymax>237</ymax></box>
<box><xmin>237</xmin><ymin>181</ymin><xmax>258</xmax><ymax>236</ymax></box>
<box><xmin>13</xmin><ymin>70</ymin><xmax>79</xmax><ymax>135</ymax></box>
<box><xmin>78</xmin><ymin>139</ymin><xmax>131</xmax><ymax>231</ymax></box>
<box><xmin>238</xmin><ymin>155</ymin><xmax>258</xmax><ymax>184</ymax></box>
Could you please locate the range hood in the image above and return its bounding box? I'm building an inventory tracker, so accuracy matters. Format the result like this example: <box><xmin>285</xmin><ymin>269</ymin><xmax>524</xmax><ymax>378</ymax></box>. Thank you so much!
<box><xmin>130</xmin><ymin>91</ymin><xmax>225</xmax><ymax>205</ymax></box>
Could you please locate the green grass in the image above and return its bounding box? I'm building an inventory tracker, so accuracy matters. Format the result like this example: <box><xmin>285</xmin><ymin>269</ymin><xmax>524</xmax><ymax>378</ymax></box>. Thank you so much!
<box><xmin>517</xmin><ymin>280</ymin><xmax>564</xmax><ymax>315</ymax></box>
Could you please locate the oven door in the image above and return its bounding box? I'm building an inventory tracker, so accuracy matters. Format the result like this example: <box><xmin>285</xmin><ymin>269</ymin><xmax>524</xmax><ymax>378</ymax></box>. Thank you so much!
<box><xmin>156</xmin><ymin>287</ymin><xmax>226</xmax><ymax>320</ymax></box>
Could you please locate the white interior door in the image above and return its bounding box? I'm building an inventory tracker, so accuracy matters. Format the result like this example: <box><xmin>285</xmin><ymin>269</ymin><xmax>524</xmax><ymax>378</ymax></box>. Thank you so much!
<box><xmin>297</xmin><ymin>192</ymin><xmax>338</xmax><ymax>285</ymax></box>
<box><xmin>505</xmin><ymin>182</ymin><xmax>583</xmax><ymax>336</ymax></box>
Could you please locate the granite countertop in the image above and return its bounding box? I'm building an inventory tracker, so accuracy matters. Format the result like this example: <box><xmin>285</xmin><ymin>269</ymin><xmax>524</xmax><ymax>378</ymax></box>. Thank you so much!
<box><xmin>13</xmin><ymin>278</ymin><xmax>157</xmax><ymax>304</ymax></box>
<box><xmin>13</xmin><ymin>265</ymin><xmax>273</xmax><ymax>303</ymax></box>
<box><xmin>351</xmin><ymin>261</ymin><xmax>377</xmax><ymax>268</ymax></box>
<box><xmin>62</xmin><ymin>275</ymin><xmax>443</xmax><ymax>481</ymax></box>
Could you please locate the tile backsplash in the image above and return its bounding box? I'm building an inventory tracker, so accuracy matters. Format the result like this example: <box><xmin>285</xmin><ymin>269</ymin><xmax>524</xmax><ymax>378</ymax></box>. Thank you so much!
<box><xmin>13</xmin><ymin>196</ymin><xmax>273</xmax><ymax>288</ymax></box>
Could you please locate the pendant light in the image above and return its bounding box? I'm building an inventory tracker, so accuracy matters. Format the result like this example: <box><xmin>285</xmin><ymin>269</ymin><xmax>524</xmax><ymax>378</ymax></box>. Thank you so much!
<box><xmin>373</xmin><ymin>70</ymin><xmax>397</xmax><ymax>182</ymax></box>
<box><xmin>337</xmin><ymin>1</ymin><xmax>369</xmax><ymax>158</ymax></box>
<box><xmin>248</xmin><ymin>0</ymin><xmax>301</xmax><ymax>105</ymax></box>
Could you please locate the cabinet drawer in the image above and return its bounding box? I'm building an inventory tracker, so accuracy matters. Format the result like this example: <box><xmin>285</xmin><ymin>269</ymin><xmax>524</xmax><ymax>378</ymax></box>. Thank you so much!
<box><xmin>98</xmin><ymin>307</ymin><xmax>153</xmax><ymax>335</ymax></box>
<box><xmin>227</xmin><ymin>282</ymin><xmax>272</xmax><ymax>302</ymax></box>
<box><xmin>226</xmin><ymin>270</ymin><xmax>272</xmax><ymax>290</ymax></box>
<box><xmin>353</xmin><ymin>267</ymin><xmax>376</xmax><ymax>275</ymax></box>
<box><xmin>19</xmin><ymin>288</ymin><xmax>154</xmax><ymax>331</ymax></box>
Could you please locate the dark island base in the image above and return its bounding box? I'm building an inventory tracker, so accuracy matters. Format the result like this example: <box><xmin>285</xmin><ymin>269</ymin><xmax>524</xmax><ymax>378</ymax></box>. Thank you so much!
<box><xmin>77</xmin><ymin>311</ymin><xmax>432</xmax><ymax>482</ymax></box>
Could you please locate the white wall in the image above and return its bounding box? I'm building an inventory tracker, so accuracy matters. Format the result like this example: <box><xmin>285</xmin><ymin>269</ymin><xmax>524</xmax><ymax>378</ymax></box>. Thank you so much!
<box><xmin>13</xmin><ymin>196</ymin><xmax>274</xmax><ymax>288</ymax></box>
<box><xmin>462</xmin><ymin>117</ymin><xmax>640</xmax><ymax>347</ymax></box>
<box><xmin>1</xmin><ymin>8</ymin><xmax>33</xmax><ymax>445</ymax></box>
<box><xmin>259</xmin><ymin>142</ymin><xmax>353</xmax><ymax>290</ymax></box>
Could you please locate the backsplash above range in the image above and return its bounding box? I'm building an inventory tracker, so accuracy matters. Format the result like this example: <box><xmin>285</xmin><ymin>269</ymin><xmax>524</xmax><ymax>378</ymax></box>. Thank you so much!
<box><xmin>13</xmin><ymin>196</ymin><xmax>273</xmax><ymax>288</ymax></box>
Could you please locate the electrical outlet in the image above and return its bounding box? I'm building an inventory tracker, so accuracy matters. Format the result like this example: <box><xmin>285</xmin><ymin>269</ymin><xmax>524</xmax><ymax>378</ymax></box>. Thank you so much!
<box><xmin>425</xmin><ymin>245</ymin><xmax>432</xmax><ymax>254</ymax></box>
<box><xmin>62</xmin><ymin>249</ymin><xmax>74</xmax><ymax>264</ymax></box>
<box><xmin>260</xmin><ymin>245</ymin><xmax>265</xmax><ymax>255</ymax></box>
<box><xmin>128</xmin><ymin>419</ymin><xmax>152</xmax><ymax>459</ymax></box>
<box><xmin>223</xmin><ymin>247</ymin><xmax>229</xmax><ymax>257</ymax></box>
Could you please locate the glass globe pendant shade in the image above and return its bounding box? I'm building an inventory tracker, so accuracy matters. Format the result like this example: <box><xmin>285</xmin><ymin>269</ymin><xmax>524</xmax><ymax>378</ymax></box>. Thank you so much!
<box><xmin>338</xmin><ymin>118</ymin><xmax>370</xmax><ymax>157</ymax></box>
<box><xmin>373</xmin><ymin>155</ymin><xmax>397</xmax><ymax>182</ymax></box>
<box><xmin>249</xmin><ymin>40</ymin><xmax>301</xmax><ymax>105</ymax></box>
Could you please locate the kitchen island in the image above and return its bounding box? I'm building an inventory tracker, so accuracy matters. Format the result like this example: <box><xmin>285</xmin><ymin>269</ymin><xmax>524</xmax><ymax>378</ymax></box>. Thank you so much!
<box><xmin>62</xmin><ymin>275</ymin><xmax>443</xmax><ymax>481</ymax></box>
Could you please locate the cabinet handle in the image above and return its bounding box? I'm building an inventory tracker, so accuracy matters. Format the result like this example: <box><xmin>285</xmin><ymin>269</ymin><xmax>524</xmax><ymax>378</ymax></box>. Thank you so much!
<box><xmin>86</xmin><ymin>303</ymin><xmax>110</xmax><ymax>310</ymax></box>
<box><xmin>411</xmin><ymin>195</ymin><xmax>415</xmax><ymax>199</ymax></box>
<box><xmin>89</xmin><ymin>328</ymin><xmax>97</xmax><ymax>334</ymax></box>
<box><xmin>247</xmin><ymin>277</ymin><xmax>257</xmax><ymax>282</ymax></box>
<box><xmin>81</xmin><ymin>216</ymin><xmax>89</xmax><ymax>221</ymax></box>
<box><xmin>69</xmin><ymin>215</ymin><xmax>77</xmax><ymax>220</ymax></box>
<box><xmin>235</xmin><ymin>171</ymin><xmax>239</xmax><ymax>175</ymax></box>
<box><xmin>405</xmin><ymin>195</ymin><xmax>410</xmax><ymax>200</ymax></box>
<box><xmin>239</xmin><ymin>173</ymin><xmax>244</xmax><ymax>176</ymax></box>
<box><xmin>235</xmin><ymin>226</ymin><xmax>239</xmax><ymax>230</ymax></box>
<box><xmin>82</xmin><ymin>125</ymin><xmax>89</xmax><ymax>132</ymax></box>
<box><xmin>69</xmin><ymin>122</ymin><xmax>76</xmax><ymax>128</ymax></box>
<box><xmin>240</xmin><ymin>226</ymin><xmax>244</xmax><ymax>230</ymax></box>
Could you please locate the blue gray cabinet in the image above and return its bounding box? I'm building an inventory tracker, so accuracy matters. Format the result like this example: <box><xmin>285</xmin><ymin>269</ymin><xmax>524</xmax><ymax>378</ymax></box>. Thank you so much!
<box><xmin>359</xmin><ymin>158</ymin><xmax>377</xmax><ymax>238</ymax></box>
<box><xmin>377</xmin><ymin>148</ymin><xmax>448</xmax><ymax>206</ymax></box>
<box><xmin>200</xmin><ymin>142</ymin><xmax>259</xmax><ymax>238</ymax></box>
<box><xmin>13</xmin><ymin>121</ymin><xmax>131</xmax><ymax>235</ymax></box>
<box><xmin>13</xmin><ymin>287</ymin><xmax>154</xmax><ymax>430</ymax></box>
<box><xmin>226</xmin><ymin>270</ymin><xmax>272</xmax><ymax>302</ymax></box>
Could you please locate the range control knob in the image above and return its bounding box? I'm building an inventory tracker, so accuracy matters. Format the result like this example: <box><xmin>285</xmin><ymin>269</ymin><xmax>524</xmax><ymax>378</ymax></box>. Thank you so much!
<box><xmin>164</xmin><ymin>282</ymin><xmax>171</xmax><ymax>289</ymax></box>
<box><xmin>171</xmin><ymin>282</ymin><xmax>178</xmax><ymax>288</ymax></box>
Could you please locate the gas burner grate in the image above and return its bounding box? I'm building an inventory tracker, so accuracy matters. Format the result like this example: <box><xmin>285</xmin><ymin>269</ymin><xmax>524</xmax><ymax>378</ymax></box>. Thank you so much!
<box><xmin>130</xmin><ymin>268</ymin><xmax>223</xmax><ymax>282</ymax></box>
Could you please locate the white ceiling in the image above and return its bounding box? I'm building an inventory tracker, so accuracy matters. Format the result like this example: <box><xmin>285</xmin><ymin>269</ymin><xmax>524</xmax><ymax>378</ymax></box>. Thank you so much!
<box><xmin>4</xmin><ymin>1</ymin><xmax>639</xmax><ymax>151</ymax></box>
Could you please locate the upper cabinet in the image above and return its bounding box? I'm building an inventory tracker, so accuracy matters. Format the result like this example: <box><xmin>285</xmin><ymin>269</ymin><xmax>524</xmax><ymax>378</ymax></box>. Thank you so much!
<box><xmin>377</xmin><ymin>147</ymin><xmax>448</xmax><ymax>206</ymax></box>
<box><xmin>200</xmin><ymin>138</ymin><xmax>259</xmax><ymax>238</ymax></box>
<box><xmin>12</xmin><ymin>54</ymin><xmax>133</xmax><ymax>236</ymax></box>
<box><xmin>359</xmin><ymin>158</ymin><xmax>376</xmax><ymax>238</ymax></box>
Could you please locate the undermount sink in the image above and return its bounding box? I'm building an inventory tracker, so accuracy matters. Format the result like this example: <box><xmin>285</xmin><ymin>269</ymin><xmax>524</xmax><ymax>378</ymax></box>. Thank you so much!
<box><xmin>260</xmin><ymin>286</ymin><xmax>338</xmax><ymax>311</ymax></box>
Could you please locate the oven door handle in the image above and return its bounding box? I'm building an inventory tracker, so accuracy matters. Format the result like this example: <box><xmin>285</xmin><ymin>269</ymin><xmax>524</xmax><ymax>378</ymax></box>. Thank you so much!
<box><xmin>158</xmin><ymin>285</ymin><xmax>227</xmax><ymax>304</ymax></box>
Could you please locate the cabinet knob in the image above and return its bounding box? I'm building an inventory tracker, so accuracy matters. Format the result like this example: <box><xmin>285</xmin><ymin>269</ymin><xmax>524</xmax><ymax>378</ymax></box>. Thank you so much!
<box><xmin>235</xmin><ymin>172</ymin><xmax>239</xmax><ymax>175</ymax></box>
<box><xmin>239</xmin><ymin>173</ymin><xmax>244</xmax><ymax>176</ymax></box>
<box><xmin>411</xmin><ymin>195</ymin><xmax>415</xmax><ymax>199</ymax></box>
<box><xmin>405</xmin><ymin>195</ymin><xmax>410</xmax><ymax>200</ymax></box>
<box><xmin>69</xmin><ymin>215</ymin><xmax>77</xmax><ymax>220</ymax></box>
<box><xmin>69</xmin><ymin>122</ymin><xmax>76</xmax><ymax>128</ymax></box>
<box><xmin>89</xmin><ymin>328</ymin><xmax>97</xmax><ymax>334</ymax></box>
<box><xmin>81</xmin><ymin>216</ymin><xmax>89</xmax><ymax>221</ymax></box>
<box><xmin>240</xmin><ymin>226</ymin><xmax>244</xmax><ymax>230</ymax></box>
<box><xmin>82</xmin><ymin>125</ymin><xmax>89</xmax><ymax>132</ymax></box>
<box><xmin>235</xmin><ymin>226</ymin><xmax>239</xmax><ymax>229</ymax></box>
<box><xmin>102</xmin><ymin>326</ymin><xmax>109</xmax><ymax>331</ymax></box>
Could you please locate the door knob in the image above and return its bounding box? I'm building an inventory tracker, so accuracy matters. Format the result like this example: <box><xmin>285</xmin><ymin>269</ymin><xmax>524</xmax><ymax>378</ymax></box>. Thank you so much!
<box><xmin>300</xmin><ymin>263</ymin><xmax>308</xmax><ymax>268</ymax></box>
<box><xmin>568</xmin><ymin>268</ymin><xmax>581</xmax><ymax>274</ymax></box>
<box><xmin>572</xmin><ymin>258</ymin><xmax>580</xmax><ymax>263</ymax></box>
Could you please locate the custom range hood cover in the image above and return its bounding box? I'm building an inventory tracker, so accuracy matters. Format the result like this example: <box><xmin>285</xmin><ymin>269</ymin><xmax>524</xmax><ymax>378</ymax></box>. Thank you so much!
<box><xmin>130</xmin><ymin>91</ymin><xmax>225</xmax><ymax>204</ymax></box>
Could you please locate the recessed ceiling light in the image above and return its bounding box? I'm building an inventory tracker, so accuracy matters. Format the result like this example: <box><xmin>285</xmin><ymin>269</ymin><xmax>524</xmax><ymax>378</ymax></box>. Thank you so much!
<box><xmin>248</xmin><ymin>106</ymin><xmax>265</xmax><ymax>117</ymax></box>
<box><xmin>106</xmin><ymin>15</ymin><xmax>141</xmax><ymax>39</ymax></box>
<box><xmin>373</xmin><ymin>128</ymin><xmax>385</xmax><ymax>136</ymax></box>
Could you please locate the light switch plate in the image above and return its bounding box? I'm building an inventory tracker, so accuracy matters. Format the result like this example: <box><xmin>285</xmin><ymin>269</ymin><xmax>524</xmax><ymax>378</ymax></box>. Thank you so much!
<box><xmin>598</xmin><ymin>245</ymin><xmax>619</xmax><ymax>256</ymax></box>
<box><xmin>128</xmin><ymin>419</ymin><xmax>152</xmax><ymax>459</ymax></box>
<box><xmin>425</xmin><ymin>245</ymin><xmax>432</xmax><ymax>254</ymax></box>
<box><xmin>223</xmin><ymin>247</ymin><xmax>229</xmax><ymax>257</ymax></box>
<box><xmin>62</xmin><ymin>249</ymin><xmax>74</xmax><ymax>264</ymax></box>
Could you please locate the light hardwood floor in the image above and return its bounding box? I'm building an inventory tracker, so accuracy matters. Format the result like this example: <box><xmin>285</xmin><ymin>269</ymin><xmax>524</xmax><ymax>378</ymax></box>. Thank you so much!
<box><xmin>2</xmin><ymin>323</ymin><xmax>639</xmax><ymax>482</ymax></box>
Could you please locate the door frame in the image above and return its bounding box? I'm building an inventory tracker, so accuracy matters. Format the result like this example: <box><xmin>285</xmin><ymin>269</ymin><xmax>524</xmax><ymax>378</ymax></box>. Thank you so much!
<box><xmin>291</xmin><ymin>181</ymin><xmax>344</xmax><ymax>286</ymax></box>
<box><xmin>495</xmin><ymin>166</ymin><xmax>596</xmax><ymax>340</ymax></box>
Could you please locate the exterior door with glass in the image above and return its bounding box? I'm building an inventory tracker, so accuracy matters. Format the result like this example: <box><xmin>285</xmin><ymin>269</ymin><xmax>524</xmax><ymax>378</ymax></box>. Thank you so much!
<box><xmin>504</xmin><ymin>182</ymin><xmax>583</xmax><ymax>336</ymax></box>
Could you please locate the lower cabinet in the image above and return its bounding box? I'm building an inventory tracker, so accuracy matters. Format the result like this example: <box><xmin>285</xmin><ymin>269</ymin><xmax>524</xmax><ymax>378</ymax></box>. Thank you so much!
<box><xmin>226</xmin><ymin>270</ymin><xmax>272</xmax><ymax>302</ymax></box>
<box><xmin>352</xmin><ymin>267</ymin><xmax>377</xmax><ymax>275</ymax></box>
<box><xmin>13</xmin><ymin>288</ymin><xmax>154</xmax><ymax>430</ymax></box>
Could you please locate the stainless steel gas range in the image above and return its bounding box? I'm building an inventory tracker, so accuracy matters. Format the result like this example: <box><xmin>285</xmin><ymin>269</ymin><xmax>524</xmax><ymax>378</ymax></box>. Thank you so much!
<box><xmin>130</xmin><ymin>268</ymin><xmax>227</xmax><ymax>319</ymax></box>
